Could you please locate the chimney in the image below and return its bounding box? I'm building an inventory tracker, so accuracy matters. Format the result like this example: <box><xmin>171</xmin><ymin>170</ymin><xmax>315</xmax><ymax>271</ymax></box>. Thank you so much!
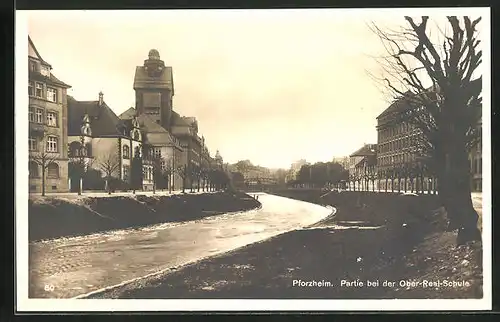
<box><xmin>98</xmin><ymin>91</ymin><xmax>104</xmax><ymax>106</ymax></box>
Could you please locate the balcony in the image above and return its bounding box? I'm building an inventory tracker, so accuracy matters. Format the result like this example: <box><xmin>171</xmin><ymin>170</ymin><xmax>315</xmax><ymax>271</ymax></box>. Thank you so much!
<box><xmin>29</xmin><ymin>122</ymin><xmax>45</xmax><ymax>136</ymax></box>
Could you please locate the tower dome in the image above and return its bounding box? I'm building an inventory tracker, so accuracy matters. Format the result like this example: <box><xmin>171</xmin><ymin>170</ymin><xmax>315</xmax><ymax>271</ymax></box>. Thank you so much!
<box><xmin>148</xmin><ymin>49</ymin><xmax>160</xmax><ymax>60</ymax></box>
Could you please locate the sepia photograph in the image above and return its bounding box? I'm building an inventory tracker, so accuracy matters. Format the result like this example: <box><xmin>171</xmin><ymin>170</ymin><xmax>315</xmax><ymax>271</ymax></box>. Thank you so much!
<box><xmin>15</xmin><ymin>7</ymin><xmax>491</xmax><ymax>312</ymax></box>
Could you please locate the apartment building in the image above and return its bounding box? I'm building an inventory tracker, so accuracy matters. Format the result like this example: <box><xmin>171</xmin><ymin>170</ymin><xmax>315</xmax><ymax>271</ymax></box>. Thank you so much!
<box><xmin>28</xmin><ymin>36</ymin><xmax>72</xmax><ymax>193</ymax></box>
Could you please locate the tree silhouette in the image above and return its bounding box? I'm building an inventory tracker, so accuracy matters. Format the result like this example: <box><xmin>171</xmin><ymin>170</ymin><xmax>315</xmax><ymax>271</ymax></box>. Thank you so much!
<box><xmin>29</xmin><ymin>151</ymin><xmax>58</xmax><ymax>196</ymax></box>
<box><xmin>98</xmin><ymin>153</ymin><xmax>120</xmax><ymax>195</ymax></box>
<box><xmin>370</xmin><ymin>16</ymin><xmax>482</xmax><ymax>244</ymax></box>
<box><xmin>176</xmin><ymin>164</ymin><xmax>188</xmax><ymax>193</ymax></box>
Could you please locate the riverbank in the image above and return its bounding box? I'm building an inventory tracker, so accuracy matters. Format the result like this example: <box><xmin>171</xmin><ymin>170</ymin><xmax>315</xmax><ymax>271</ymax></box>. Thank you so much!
<box><xmin>29</xmin><ymin>191</ymin><xmax>260</xmax><ymax>242</ymax></box>
<box><xmin>91</xmin><ymin>190</ymin><xmax>482</xmax><ymax>299</ymax></box>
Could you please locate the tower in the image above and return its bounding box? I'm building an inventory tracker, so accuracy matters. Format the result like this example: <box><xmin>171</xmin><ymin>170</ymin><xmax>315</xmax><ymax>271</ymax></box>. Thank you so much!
<box><xmin>133</xmin><ymin>49</ymin><xmax>175</xmax><ymax>129</ymax></box>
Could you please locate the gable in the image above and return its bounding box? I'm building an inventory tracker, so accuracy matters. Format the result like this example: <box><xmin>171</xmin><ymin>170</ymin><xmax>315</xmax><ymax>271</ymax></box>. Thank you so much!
<box><xmin>28</xmin><ymin>36</ymin><xmax>49</xmax><ymax>65</ymax></box>
<box><xmin>28</xmin><ymin>40</ymin><xmax>38</xmax><ymax>59</ymax></box>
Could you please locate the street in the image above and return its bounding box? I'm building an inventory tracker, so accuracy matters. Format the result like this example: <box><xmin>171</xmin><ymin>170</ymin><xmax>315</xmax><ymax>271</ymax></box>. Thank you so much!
<box><xmin>29</xmin><ymin>193</ymin><xmax>332</xmax><ymax>299</ymax></box>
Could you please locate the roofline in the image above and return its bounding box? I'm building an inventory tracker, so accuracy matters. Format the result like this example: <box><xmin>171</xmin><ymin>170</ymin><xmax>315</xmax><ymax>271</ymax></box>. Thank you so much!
<box><xmin>28</xmin><ymin>36</ymin><xmax>52</xmax><ymax>68</ymax></box>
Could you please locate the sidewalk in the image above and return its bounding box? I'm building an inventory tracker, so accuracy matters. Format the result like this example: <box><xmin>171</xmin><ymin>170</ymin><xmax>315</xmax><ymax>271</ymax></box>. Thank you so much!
<box><xmin>29</xmin><ymin>189</ymin><xmax>218</xmax><ymax>200</ymax></box>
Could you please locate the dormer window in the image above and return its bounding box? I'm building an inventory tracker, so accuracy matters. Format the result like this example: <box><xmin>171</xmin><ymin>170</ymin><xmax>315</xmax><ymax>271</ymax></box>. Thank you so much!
<box><xmin>40</xmin><ymin>65</ymin><xmax>50</xmax><ymax>77</ymax></box>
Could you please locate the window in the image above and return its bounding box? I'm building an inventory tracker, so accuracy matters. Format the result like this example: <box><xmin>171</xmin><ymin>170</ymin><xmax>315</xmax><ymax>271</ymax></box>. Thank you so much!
<box><xmin>123</xmin><ymin>145</ymin><xmax>130</xmax><ymax>159</ymax></box>
<box><xmin>46</xmin><ymin>111</ymin><xmax>57</xmax><ymax>127</ymax></box>
<box><xmin>47</xmin><ymin>162</ymin><xmax>59</xmax><ymax>178</ymax></box>
<box><xmin>36</xmin><ymin>108</ymin><xmax>43</xmax><ymax>123</ymax></box>
<box><xmin>29</xmin><ymin>61</ymin><xmax>36</xmax><ymax>72</ymax></box>
<box><xmin>47</xmin><ymin>87</ymin><xmax>57</xmax><ymax>103</ymax></box>
<box><xmin>69</xmin><ymin>141</ymin><xmax>81</xmax><ymax>157</ymax></box>
<box><xmin>123</xmin><ymin>165</ymin><xmax>130</xmax><ymax>181</ymax></box>
<box><xmin>153</xmin><ymin>147</ymin><xmax>162</xmax><ymax>158</ymax></box>
<box><xmin>29</xmin><ymin>161</ymin><xmax>39</xmax><ymax>178</ymax></box>
<box><xmin>35</xmin><ymin>82</ymin><xmax>43</xmax><ymax>98</ymax></box>
<box><xmin>29</xmin><ymin>137</ymin><xmax>37</xmax><ymax>151</ymax></box>
<box><xmin>29</xmin><ymin>106</ymin><xmax>34</xmax><ymax>122</ymax></box>
<box><xmin>29</xmin><ymin>81</ymin><xmax>34</xmax><ymax>96</ymax></box>
<box><xmin>46</xmin><ymin>136</ymin><xmax>58</xmax><ymax>152</ymax></box>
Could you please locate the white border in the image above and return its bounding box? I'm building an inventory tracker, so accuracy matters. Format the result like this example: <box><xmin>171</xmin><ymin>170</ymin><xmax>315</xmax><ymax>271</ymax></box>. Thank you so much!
<box><xmin>16</xmin><ymin>7</ymin><xmax>492</xmax><ymax>312</ymax></box>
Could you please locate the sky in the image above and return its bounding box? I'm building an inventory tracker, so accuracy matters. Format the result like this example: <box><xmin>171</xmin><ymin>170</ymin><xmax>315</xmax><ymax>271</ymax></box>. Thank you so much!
<box><xmin>25</xmin><ymin>9</ymin><xmax>487</xmax><ymax>169</ymax></box>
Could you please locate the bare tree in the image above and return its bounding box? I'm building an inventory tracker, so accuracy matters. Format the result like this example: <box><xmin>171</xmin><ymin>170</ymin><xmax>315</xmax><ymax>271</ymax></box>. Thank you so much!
<box><xmin>98</xmin><ymin>153</ymin><xmax>120</xmax><ymax>195</ymax></box>
<box><xmin>176</xmin><ymin>164</ymin><xmax>188</xmax><ymax>193</ymax></box>
<box><xmin>30</xmin><ymin>151</ymin><xmax>58</xmax><ymax>196</ymax></box>
<box><xmin>366</xmin><ymin>169</ymin><xmax>378</xmax><ymax>192</ymax></box>
<box><xmin>369</xmin><ymin>16</ymin><xmax>482</xmax><ymax>244</ymax></box>
<box><xmin>68</xmin><ymin>136</ymin><xmax>94</xmax><ymax>195</ymax></box>
<box><xmin>162</xmin><ymin>162</ymin><xmax>175</xmax><ymax>194</ymax></box>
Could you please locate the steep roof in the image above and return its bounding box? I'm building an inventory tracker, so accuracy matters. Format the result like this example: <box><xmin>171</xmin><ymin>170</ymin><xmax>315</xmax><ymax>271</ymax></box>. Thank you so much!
<box><xmin>67</xmin><ymin>96</ymin><xmax>127</xmax><ymax>137</ymax></box>
<box><xmin>170</xmin><ymin>111</ymin><xmax>190</xmax><ymax>127</ymax></box>
<box><xmin>28</xmin><ymin>36</ymin><xmax>51</xmax><ymax>67</ymax></box>
<box><xmin>350</xmin><ymin>144</ymin><xmax>377</xmax><ymax>157</ymax></box>
<box><xmin>376</xmin><ymin>78</ymin><xmax>481</xmax><ymax>120</ymax></box>
<box><xmin>118</xmin><ymin>108</ymin><xmax>181</xmax><ymax>148</ymax></box>
<box><xmin>28</xmin><ymin>36</ymin><xmax>71</xmax><ymax>88</ymax></box>
<box><xmin>118</xmin><ymin>107</ymin><xmax>137</xmax><ymax>120</ymax></box>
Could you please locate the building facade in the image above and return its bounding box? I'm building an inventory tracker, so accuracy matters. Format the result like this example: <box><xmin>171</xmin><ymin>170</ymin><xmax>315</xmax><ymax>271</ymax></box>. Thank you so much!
<box><xmin>68</xmin><ymin>92</ymin><xmax>184</xmax><ymax>191</ymax></box>
<box><xmin>132</xmin><ymin>49</ymin><xmax>208</xmax><ymax>190</ymax></box>
<box><xmin>348</xmin><ymin>144</ymin><xmax>377</xmax><ymax>191</ymax></box>
<box><xmin>375</xmin><ymin>97</ymin><xmax>435</xmax><ymax>193</ymax></box>
<box><xmin>28</xmin><ymin>36</ymin><xmax>72</xmax><ymax>193</ymax></box>
<box><xmin>376</xmin><ymin>89</ymin><xmax>482</xmax><ymax>193</ymax></box>
<box><xmin>468</xmin><ymin>120</ymin><xmax>482</xmax><ymax>192</ymax></box>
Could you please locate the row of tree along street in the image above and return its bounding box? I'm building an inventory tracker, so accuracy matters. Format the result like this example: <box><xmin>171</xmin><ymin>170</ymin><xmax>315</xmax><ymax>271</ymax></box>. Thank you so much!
<box><xmin>63</xmin><ymin>143</ymin><xmax>230</xmax><ymax>196</ymax></box>
<box><xmin>346</xmin><ymin>160</ymin><xmax>438</xmax><ymax>194</ymax></box>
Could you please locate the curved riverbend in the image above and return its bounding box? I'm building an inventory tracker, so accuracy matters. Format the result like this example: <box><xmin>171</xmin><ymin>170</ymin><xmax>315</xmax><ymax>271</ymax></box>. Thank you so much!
<box><xmin>29</xmin><ymin>193</ymin><xmax>333</xmax><ymax>299</ymax></box>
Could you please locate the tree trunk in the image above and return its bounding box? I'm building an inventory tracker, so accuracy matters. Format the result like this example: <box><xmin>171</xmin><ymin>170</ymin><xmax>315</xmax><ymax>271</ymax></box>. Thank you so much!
<box><xmin>41</xmin><ymin>167</ymin><xmax>46</xmax><ymax>196</ymax></box>
<box><xmin>78</xmin><ymin>177</ymin><xmax>82</xmax><ymax>196</ymax></box>
<box><xmin>438</xmin><ymin>134</ymin><xmax>481</xmax><ymax>244</ymax></box>
<box><xmin>106</xmin><ymin>178</ymin><xmax>111</xmax><ymax>195</ymax></box>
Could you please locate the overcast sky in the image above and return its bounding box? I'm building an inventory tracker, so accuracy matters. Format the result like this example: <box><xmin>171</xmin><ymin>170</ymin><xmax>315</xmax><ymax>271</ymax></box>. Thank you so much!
<box><xmin>25</xmin><ymin>9</ymin><xmax>486</xmax><ymax>169</ymax></box>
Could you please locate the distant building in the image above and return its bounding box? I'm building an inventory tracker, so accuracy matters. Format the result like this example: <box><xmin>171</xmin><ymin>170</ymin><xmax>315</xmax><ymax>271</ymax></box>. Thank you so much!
<box><xmin>28</xmin><ymin>36</ymin><xmax>72</xmax><ymax>193</ymax></box>
<box><xmin>375</xmin><ymin>85</ymin><xmax>482</xmax><ymax>193</ymax></box>
<box><xmin>286</xmin><ymin>159</ymin><xmax>308</xmax><ymax>183</ymax></box>
<box><xmin>348</xmin><ymin>144</ymin><xmax>377</xmax><ymax>191</ymax></box>
<box><xmin>332</xmin><ymin>156</ymin><xmax>349</xmax><ymax>170</ymax></box>
<box><xmin>469</xmin><ymin>120</ymin><xmax>482</xmax><ymax>192</ymax></box>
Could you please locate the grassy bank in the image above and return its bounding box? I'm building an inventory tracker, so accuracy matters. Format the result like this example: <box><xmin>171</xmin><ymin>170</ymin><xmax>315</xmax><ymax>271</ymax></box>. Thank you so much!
<box><xmin>29</xmin><ymin>191</ymin><xmax>260</xmax><ymax>242</ymax></box>
<box><xmin>92</xmin><ymin>189</ymin><xmax>482</xmax><ymax>299</ymax></box>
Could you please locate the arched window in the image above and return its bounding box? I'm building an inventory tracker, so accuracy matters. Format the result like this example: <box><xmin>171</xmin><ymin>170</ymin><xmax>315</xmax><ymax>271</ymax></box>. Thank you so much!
<box><xmin>29</xmin><ymin>161</ymin><xmax>39</xmax><ymax>178</ymax></box>
<box><xmin>123</xmin><ymin>145</ymin><xmax>130</xmax><ymax>159</ymax></box>
<box><xmin>69</xmin><ymin>141</ymin><xmax>82</xmax><ymax>157</ymax></box>
<box><xmin>47</xmin><ymin>162</ymin><xmax>59</xmax><ymax>178</ymax></box>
